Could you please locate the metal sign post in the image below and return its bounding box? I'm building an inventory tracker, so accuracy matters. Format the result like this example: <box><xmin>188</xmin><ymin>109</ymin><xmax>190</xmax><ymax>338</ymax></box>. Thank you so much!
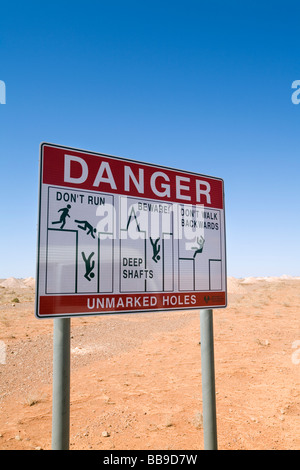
<box><xmin>200</xmin><ymin>309</ymin><xmax>218</xmax><ymax>450</ymax></box>
<box><xmin>52</xmin><ymin>318</ymin><xmax>70</xmax><ymax>450</ymax></box>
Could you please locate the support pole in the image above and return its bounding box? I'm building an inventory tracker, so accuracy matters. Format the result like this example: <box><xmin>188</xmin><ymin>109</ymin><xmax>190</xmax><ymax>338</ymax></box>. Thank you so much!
<box><xmin>52</xmin><ymin>317</ymin><xmax>70</xmax><ymax>450</ymax></box>
<box><xmin>200</xmin><ymin>309</ymin><xmax>218</xmax><ymax>450</ymax></box>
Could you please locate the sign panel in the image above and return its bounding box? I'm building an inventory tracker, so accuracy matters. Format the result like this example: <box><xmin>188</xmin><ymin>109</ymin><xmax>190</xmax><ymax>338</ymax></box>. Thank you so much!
<box><xmin>36</xmin><ymin>143</ymin><xmax>227</xmax><ymax>318</ymax></box>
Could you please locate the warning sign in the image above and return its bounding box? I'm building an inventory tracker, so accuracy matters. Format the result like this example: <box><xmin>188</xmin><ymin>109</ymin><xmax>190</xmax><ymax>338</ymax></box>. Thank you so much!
<box><xmin>36</xmin><ymin>143</ymin><xmax>227</xmax><ymax>318</ymax></box>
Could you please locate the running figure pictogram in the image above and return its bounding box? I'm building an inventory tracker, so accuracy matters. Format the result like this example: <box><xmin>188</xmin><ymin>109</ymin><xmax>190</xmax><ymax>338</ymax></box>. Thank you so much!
<box><xmin>52</xmin><ymin>204</ymin><xmax>71</xmax><ymax>229</ymax></box>
<box><xmin>75</xmin><ymin>220</ymin><xmax>97</xmax><ymax>238</ymax></box>
<box><xmin>81</xmin><ymin>251</ymin><xmax>95</xmax><ymax>281</ymax></box>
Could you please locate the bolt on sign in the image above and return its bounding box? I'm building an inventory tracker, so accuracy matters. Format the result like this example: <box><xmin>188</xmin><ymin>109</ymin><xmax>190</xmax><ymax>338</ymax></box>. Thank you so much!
<box><xmin>36</xmin><ymin>143</ymin><xmax>227</xmax><ymax>318</ymax></box>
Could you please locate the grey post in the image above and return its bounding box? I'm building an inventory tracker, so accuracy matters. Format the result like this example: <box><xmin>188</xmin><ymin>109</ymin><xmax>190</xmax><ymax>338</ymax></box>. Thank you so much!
<box><xmin>200</xmin><ymin>309</ymin><xmax>218</xmax><ymax>450</ymax></box>
<box><xmin>52</xmin><ymin>317</ymin><xmax>71</xmax><ymax>450</ymax></box>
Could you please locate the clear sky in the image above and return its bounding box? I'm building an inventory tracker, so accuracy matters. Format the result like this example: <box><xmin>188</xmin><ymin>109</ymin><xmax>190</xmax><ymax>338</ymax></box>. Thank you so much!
<box><xmin>0</xmin><ymin>0</ymin><xmax>299</xmax><ymax>279</ymax></box>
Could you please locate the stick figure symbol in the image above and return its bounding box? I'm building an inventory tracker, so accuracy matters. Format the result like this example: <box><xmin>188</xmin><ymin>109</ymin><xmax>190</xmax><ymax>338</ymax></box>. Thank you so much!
<box><xmin>75</xmin><ymin>220</ymin><xmax>97</xmax><ymax>238</ymax></box>
<box><xmin>150</xmin><ymin>237</ymin><xmax>161</xmax><ymax>263</ymax></box>
<box><xmin>52</xmin><ymin>205</ymin><xmax>71</xmax><ymax>229</ymax></box>
<box><xmin>192</xmin><ymin>236</ymin><xmax>205</xmax><ymax>258</ymax></box>
<box><xmin>81</xmin><ymin>251</ymin><xmax>95</xmax><ymax>281</ymax></box>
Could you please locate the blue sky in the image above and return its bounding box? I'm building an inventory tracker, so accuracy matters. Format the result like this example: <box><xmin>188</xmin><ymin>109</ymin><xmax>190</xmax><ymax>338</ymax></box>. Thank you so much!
<box><xmin>0</xmin><ymin>0</ymin><xmax>299</xmax><ymax>278</ymax></box>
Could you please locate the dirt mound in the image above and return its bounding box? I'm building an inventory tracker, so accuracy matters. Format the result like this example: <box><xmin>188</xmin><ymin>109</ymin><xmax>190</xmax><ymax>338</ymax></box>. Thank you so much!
<box><xmin>0</xmin><ymin>277</ymin><xmax>35</xmax><ymax>290</ymax></box>
<box><xmin>226</xmin><ymin>277</ymin><xmax>246</xmax><ymax>293</ymax></box>
<box><xmin>23</xmin><ymin>277</ymin><xmax>35</xmax><ymax>288</ymax></box>
<box><xmin>240</xmin><ymin>275</ymin><xmax>300</xmax><ymax>284</ymax></box>
<box><xmin>0</xmin><ymin>277</ymin><xmax>28</xmax><ymax>289</ymax></box>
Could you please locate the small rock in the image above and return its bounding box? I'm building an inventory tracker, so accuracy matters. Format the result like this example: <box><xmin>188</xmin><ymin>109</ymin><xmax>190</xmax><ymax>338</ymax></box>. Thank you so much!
<box><xmin>191</xmin><ymin>411</ymin><xmax>203</xmax><ymax>430</ymax></box>
<box><xmin>102</xmin><ymin>431</ymin><xmax>110</xmax><ymax>437</ymax></box>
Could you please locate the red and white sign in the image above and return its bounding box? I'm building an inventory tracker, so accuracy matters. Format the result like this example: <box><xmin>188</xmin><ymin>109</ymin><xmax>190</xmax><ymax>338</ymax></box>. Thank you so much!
<box><xmin>36</xmin><ymin>143</ymin><xmax>227</xmax><ymax>318</ymax></box>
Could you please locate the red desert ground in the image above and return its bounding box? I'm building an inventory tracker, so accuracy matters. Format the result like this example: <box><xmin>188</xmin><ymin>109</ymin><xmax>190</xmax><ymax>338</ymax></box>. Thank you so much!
<box><xmin>0</xmin><ymin>275</ymin><xmax>299</xmax><ymax>450</ymax></box>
